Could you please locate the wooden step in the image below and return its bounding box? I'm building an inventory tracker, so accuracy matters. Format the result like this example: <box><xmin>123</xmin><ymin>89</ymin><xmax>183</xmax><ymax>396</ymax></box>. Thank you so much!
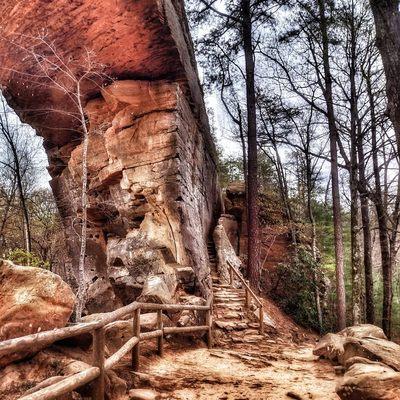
<box><xmin>214</xmin><ymin>293</ymin><xmax>246</xmax><ymax>298</ymax></box>
<box><xmin>213</xmin><ymin>293</ymin><xmax>245</xmax><ymax>297</ymax></box>
<box><xmin>214</xmin><ymin>298</ymin><xmax>246</xmax><ymax>303</ymax></box>
<box><xmin>213</xmin><ymin>288</ymin><xmax>245</xmax><ymax>294</ymax></box>
<box><xmin>214</xmin><ymin>320</ymin><xmax>249</xmax><ymax>331</ymax></box>
<box><xmin>212</xmin><ymin>304</ymin><xmax>243</xmax><ymax>311</ymax></box>
<box><xmin>214</xmin><ymin>303</ymin><xmax>246</xmax><ymax>308</ymax></box>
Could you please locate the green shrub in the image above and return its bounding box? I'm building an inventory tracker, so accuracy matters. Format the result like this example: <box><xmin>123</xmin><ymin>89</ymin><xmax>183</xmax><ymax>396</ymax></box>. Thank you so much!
<box><xmin>271</xmin><ymin>245</ymin><xmax>326</xmax><ymax>331</ymax></box>
<box><xmin>5</xmin><ymin>248</ymin><xmax>50</xmax><ymax>270</ymax></box>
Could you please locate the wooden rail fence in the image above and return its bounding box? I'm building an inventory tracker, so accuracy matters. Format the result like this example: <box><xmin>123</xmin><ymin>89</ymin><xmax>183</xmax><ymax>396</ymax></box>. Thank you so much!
<box><xmin>226</xmin><ymin>260</ymin><xmax>264</xmax><ymax>334</ymax></box>
<box><xmin>0</xmin><ymin>298</ymin><xmax>213</xmax><ymax>400</ymax></box>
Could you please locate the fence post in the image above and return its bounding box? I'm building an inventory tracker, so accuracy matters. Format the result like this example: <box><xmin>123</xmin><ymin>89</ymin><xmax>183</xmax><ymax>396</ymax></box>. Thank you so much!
<box><xmin>244</xmin><ymin>288</ymin><xmax>249</xmax><ymax>308</ymax></box>
<box><xmin>132</xmin><ymin>308</ymin><xmax>141</xmax><ymax>371</ymax></box>
<box><xmin>245</xmin><ymin>280</ymin><xmax>250</xmax><ymax>308</ymax></box>
<box><xmin>92</xmin><ymin>327</ymin><xmax>105</xmax><ymax>400</ymax></box>
<box><xmin>157</xmin><ymin>309</ymin><xmax>164</xmax><ymax>357</ymax></box>
<box><xmin>205</xmin><ymin>307</ymin><xmax>213</xmax><ymax>348</ymax></box>
<box><xmin>259</xmin><ymin>306</ymin><xmax>264</xmax><ymax>335</ymax></box>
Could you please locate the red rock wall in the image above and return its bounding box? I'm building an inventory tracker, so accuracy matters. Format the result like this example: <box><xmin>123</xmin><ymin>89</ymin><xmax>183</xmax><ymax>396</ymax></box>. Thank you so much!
<box><xmin>0</xmin><ymin>0</ymin><xmax>220</xmax><ymax>312</ymax></box>
<box><xmin>223</xmin><ymin>181</ymin><xmax>293</xmax><ymax>292</ymax></box>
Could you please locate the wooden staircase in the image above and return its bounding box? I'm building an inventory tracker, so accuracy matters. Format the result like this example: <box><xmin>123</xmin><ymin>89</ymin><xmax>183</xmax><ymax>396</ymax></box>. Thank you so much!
<box><xmin>207</xmin><ymin>238</ymin><xmax>267</xmax><ymax>348</ymax></box>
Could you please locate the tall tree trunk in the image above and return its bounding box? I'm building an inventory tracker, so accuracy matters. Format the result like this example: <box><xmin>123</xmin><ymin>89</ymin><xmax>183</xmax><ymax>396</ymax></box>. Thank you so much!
<box><xmin>369</xmin><ymin>1</ymin><xmax>400</xmax><ymax>146</ymax></box>
<box><xmin>348</xmin><ymin>5</ymin><xmax>362</xmax><ymax>324</ymax></box>
<box><xmin>306</xmin><ymin>153</ymin><xmax>323</xmax><ymax>332</ymax></box>
<box><xmin>369</xmin><ymin>0</ymin><xmax>400</xmax><ymax>337</ymax></box>
<box><xmin>366</xmin><ymin>69</ymin><xmax>392</xmax><ymax>337</ymax></box>
<box><xmin>373</xmin><ymin>146</ymin><xmax>392</xmax><ymax>338</ymax></box>
<box><xmin>237</xmin><ymin>105</ymin><xmax>248</xmax><ymax>185</ymax></box>
<box><xmin>242</xmin><ymin>0</ymin><xmax>260</xmax><ymax>289</ymax></box>
<box><xmin>238</xmin><ymin>107</ymin><xmax>246</xmax><ymax>257</ymax></box>
<box><xmin>12</xmin><ymin>145</ymin><xmax>31</xmax><ymax>253</ymax></box>
<box><xmin>350</xmin><ymin>165</ymin><xmax>362</xmax><ymax>325</ymax></box>
<box><xmin>0</xmin><ymin>182</ymin><xmax>16</xmax><ymax>250</ymax></box>
<box><xmin>317</xmin><ymin>0</ymin><xmax>346</xmax><ymax>330</ymax></box>
<box><xmin>273</xmin><ymin>143</ymin><xmax>297</xmax><ymax>246</ymax></box>
<box><xmin>357</xmin><ymin>124</ymin><xmax>374</xmax><ymax>323</ymax></box>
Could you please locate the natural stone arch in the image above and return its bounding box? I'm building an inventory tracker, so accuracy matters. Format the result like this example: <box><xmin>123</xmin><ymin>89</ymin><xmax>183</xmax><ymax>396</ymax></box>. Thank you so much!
<box><xmin>0</xmin><ymin>0</ymin><xmax>221</xmax><ymax>313</ymax></box>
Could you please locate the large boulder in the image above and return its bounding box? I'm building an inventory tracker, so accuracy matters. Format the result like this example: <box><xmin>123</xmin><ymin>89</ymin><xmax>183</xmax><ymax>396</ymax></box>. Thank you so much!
<box><xmin>340</xmin><ymin>324</ymin><xmax>387</xmax><ymax>340</ymax></box>
<box><xmin>177</xmin><ymin>295</ymin><xmax>207</xmax><ymax>329</ymax></box>
<box><xmin>341</xmin><ymin>337</ymin><xmax>400</xmax><ymax>372</ymax></box>
<box><xmin>313</xmin><ymin>324</ymin><xmax>388</xmax><ymax>363</ymax></box>
<box><xmin>315</xmin><ymin>325</ymin><xmax>400</xmax><ymax>400</ymax></box>
<box><xmin>336</xmin><ymin>362</ymin><xmax>400</xmax><ymax>400</ymax></box>
<box><xmin>313</xmin><ymin>333</ymin><xmax>346</xmax><ymax>362</ymax></box>
<box><xmin>107</xmin><ymin>237</ymin><xmax>180</xmax><ymax>306</ymax></box>
<box><xmin>0</xmin><ymin>260</ymin><xmax>75</xmax><ymax>367</ymax></box>
<box><xmin>173</xmin><ymin>264</ymin><xmax>196</xmax><ymax>292</ymax></box>
<box><xmin>138</xmin><ymin>276</ymin><xmax>175</xmax><ymax>305</ymax></box>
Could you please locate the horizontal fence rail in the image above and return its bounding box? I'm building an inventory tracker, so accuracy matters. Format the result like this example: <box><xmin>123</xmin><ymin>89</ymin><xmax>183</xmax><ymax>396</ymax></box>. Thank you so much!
<box><xmin>226</xmin><ymin>260</ymin><xmax>264</xmax><ymax>334</ymax></box>
<box><xmin>0</xmin><ymin>298</ymin><xmax>213</xmax><ymax>400</ymax></box>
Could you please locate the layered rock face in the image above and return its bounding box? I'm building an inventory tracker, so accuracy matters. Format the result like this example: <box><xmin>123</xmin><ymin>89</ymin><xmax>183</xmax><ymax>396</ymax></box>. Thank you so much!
<box><xmin>0</xmin><ymin>0</ymin><xmax>220</xmax><ymax>312</ymax></box>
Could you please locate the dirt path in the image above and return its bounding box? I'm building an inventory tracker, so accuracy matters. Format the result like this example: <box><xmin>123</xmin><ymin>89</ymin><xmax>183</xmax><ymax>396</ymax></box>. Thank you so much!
<box><xmin>131</xmin><ymin>268</ymin><xmax>341</xmax><ymax>400</ymax></box>
<box><xmin>138</xmin><ymin>338</ymin><xmax>340</xmax><ymax>400</ymax></box>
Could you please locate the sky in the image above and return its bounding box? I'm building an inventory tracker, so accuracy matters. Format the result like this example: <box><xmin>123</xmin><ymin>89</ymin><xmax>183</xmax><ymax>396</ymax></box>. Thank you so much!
<box><xmin>206</xmin><ymin>92</ymin><xmax>243</xmax><ymax>157</ymax></box>
<box><xmin>0</xmin><ymin>98</ymin><xmax>51</xmax><ymax>190</ymax></box>
<box><xmin>26</xmin><ymin>128</ymin><xmax>51</xmax><ymax>188</ymax></box>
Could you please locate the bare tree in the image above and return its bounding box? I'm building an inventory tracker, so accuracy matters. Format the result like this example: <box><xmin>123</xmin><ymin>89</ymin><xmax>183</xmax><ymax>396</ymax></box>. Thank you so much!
<box><xmin>263</xmin><ymin>0</ymin><xmax>347</xmax><ymax>330</ymax></box>
<box><xmin>189</xmin><ymin>0</ymin><xmax>284</xmax><ymax>289</ymax></box>
<box><xmin>0</xmin><ymin>96</ymin><xmax>42</xmax><ymax>254</ymax></box>
<box><xmin>369</xmin><ymin>0</ymin><xmax>400</xmax><ymax>337</ymax></box>
<box><xmin>4</xmin><ymin>33</ymin><xmax>108</xmax><ymax>320</ymax></box>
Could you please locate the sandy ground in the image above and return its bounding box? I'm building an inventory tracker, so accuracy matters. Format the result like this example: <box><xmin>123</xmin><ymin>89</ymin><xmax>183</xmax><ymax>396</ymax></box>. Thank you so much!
<box><xmin>138</xmin><ymin>339</ymin><xmax>340</xmax><ymax>400</ymax></box>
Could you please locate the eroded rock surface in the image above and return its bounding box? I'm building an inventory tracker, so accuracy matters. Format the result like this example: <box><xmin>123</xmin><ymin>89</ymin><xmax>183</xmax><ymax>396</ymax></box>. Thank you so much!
<box><xmin>336</xmin><ymin>362</ymin><xmax>400</xmax><ymax>400</ymax></box>
<box><xmin>314</xmin><ymin>325</ymin><xmax>400</xmax><ymax>400</ymax></box>
<box><xmin>314</xmin><ymin>333</ymin><xmax>346</xmax><ymax>362</ymax></box>
<box><xmin>341</xmin><ymin>337</ymin><xmax>400</xmax><ymax>372</ymax></box>
<box><xmin>340</xmin><ymin>325</ymin><xmax>387</xmax><ymax>340</ymax></box>
<box><xmin>222</xmin><ymin>181</ymin><xmax>294</xmax><ymax>295</ymax></box>
<box><xmin>0</xmin><ymin>260</ymin><xmax>75</xmax><ymax>367</ymax></box>
<box><xmin>313</xmin><ymin>324</ymin><xmax>387</xmax><ymax>364</ymax></box>
<box><xmin>0</xmin><ymin>0</ymin><xmax>220</xmax><ymax>312</ymax></box>
<box><xmin>0</xmin><ymin>348</ymin><xmax>127</xmax><ymax>400</ymax></box>
<box><xmin>213</xmin><ymin>218</ymin><xmax>242</xmax><ymax>284</ymax></box>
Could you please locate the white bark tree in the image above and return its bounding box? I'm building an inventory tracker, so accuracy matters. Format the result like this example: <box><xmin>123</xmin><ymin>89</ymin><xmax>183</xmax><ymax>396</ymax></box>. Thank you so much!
<box><xmin>5</xmin><ymin>34</ymin><xmax>109</xmax><ymax>320</ymax></box>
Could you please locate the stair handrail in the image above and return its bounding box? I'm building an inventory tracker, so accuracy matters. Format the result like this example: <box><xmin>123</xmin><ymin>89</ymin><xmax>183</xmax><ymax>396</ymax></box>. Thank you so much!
<box><xmin>226</xmin><ymin>260</ymin><xmax>264</xmax><ymax>334</ymax></box>
<box><xmin>206</xmin><ymin>291</ymin><xmax>214</xmax><ymax>348</ymax></box>
<box><xmin>0</xmin><ymin>299</ymin><xmax>213</xmax><ymax>400</ymax></box>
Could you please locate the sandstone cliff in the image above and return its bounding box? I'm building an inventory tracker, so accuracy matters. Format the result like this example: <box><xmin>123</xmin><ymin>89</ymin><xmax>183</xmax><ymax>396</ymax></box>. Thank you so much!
<box><xmin>223</xmin><ymin>181</ymin><xmax>294</xmax><ymax>292</ymax></box>
<box><xmin>0</xmin><ymin>0</ymin><xmax>220</xmax><ymax>312</ymax></box>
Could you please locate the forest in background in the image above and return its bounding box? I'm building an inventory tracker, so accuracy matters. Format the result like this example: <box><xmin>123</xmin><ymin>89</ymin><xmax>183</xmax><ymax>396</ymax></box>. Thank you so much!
<box><xmin>0</xmin><ymin>0</ymin><xmax>400</xmax><ymax>339</ymax></box>
<box><xmin>0</xmin><ymin>97</ymin><xmax>64</xmax><ymax>270</ymax></box>
<box><xmin>186</xmin><ymin>0</ymin><xmax>400</xmax><ymax>339</ymax></box>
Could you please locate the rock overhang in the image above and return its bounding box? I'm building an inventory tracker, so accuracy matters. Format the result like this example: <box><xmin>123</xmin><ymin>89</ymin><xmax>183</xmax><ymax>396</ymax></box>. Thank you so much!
<box><xmin>0</xmin><ymin>0</ymin><xmax>221</xmax><ymax>311</ymax></box>
<box><xmin>0</xmin><ymin>0</ymin><xmax>211</xmax><ymax>152</ymax></box>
